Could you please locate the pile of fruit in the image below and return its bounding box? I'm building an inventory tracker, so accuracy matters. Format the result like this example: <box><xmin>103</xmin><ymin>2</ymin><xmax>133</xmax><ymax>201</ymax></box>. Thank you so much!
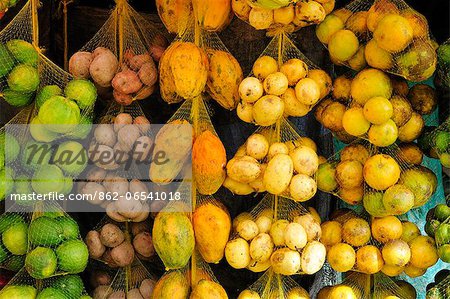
<box><xmin>317</xmin><ymin>141</ymin><xmax>438</xmax><ymax>213</ymax></box>
<box><xmin>69</xmin><ymin>47</ymin><xmax>158</xmax><ymax>106</ymax></box>
<box><xmin>0</xmin><ymin>39</ymin><xmax>39</xmax><ymax>107</ymax></box>
<box><xmin>225</xmin><ymin>196</ymin><xmax>326</xmax><ymax>275</ymax></box>
<box><xmin>0</xmin><ymin>213</ymin><xmax>27</xmax><ymax>271</ymax></box>
<box><xmin>316</xmin><ymin>69</ymin><xmax>436</xmax><ymax>146</ymax></box>
<box><xmin>316</xmin><ymin>0</ymin><xmax>436</xmax><ymax>81</ymax></box>
<box><xmin>238</xmin><ymin>55</ymin><xmax>331</xmax><ymax>126</ymax></box>
<box><xmin>88</xmin><ymin>112</ymin><xmax>152</xmax><ymax>170</ymax></box>
<box><xmin>232</xmin><ymin>0</ymin><xmax>333</xmax><ymax>32</ymax></box>
<box><xmin>85</xmin><ymin>220</ymin><xmax>154</xmax><ymax>268</ymax></box>
<box><xmin>426</xmin><ymin>202</ymin><xmax>450</xmax><ymax>263</ymax></box>
<box><xmin>322</xmin><ymin>210</ymin><xmax>439</xmax><ymax>277</ymax></box>
<box><xmin>224</xmin><ymin>130</ymin><xmax>319</xmax><ymax>201</ymax></box>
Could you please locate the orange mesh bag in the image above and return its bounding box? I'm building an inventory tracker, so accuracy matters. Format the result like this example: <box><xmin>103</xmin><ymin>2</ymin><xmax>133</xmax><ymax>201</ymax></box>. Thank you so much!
<box><xmin>316</xmin><ymin>0</ymin><xmax>437</xmax><ymax>81</ymax></box>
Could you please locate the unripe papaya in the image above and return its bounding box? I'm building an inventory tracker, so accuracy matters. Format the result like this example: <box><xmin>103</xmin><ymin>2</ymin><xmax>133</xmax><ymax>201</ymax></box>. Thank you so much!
<box><xmin>192</xmin><ymin>130</ymin><xmax>227</xmax><ymax>195</ymax></box>
<box><xmin>207</xmin><ymin>50</ymin><xmax>243</xmax><ymax>110</ymax></box>
<box><xmin>193</xmin><ymin>0</ymin><xmax>232</xmax><ymax>32</ymax></box>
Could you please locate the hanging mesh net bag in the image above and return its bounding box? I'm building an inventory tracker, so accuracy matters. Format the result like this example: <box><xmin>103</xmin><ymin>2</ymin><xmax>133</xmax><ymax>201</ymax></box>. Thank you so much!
<box><xmin>231</xmin><ymin>0</ymin><xmax>335</xmax><ymax>36</ymax></box>
<box><xmin>436</xmin><ymin>38</ymin><xmax>450</xmax><ymax>88</ymax></box>
<box><xmin>68</xmin><ymin>0</ymin><xmax>164</xmax><ymax>106</ymax></box>
<box><xmin>315</xmin><ymin>0</ymin><xmax>437</xmax><ymax>81</ymax></box>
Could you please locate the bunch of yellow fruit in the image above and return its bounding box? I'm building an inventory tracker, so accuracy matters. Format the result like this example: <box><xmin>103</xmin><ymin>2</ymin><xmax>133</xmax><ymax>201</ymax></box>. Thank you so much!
<box><xmin>238</xmin><ymin>55</ymin><xmax>331</xmax><ymax>126</ymax></box>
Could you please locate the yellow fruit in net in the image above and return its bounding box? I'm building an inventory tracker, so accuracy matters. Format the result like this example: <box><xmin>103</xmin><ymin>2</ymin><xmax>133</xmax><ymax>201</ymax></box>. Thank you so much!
<box><xmin>322</xmin><ymin>0</ymin><xmax>335</xmax><ymax>15</ymax></box>
<box><xmin>307</xmin><ymin>69</ymin><xmax>332</xmax><ymax>99</ymax></box>
<box><xmin>232</xmin><ymin>0</ymin><xmax>251</xmax><ymax>20</ymax></box>
<box><xmin>398</xmin><ymin>143</ymin><xmax>423</xmax><ymax>165</ymax></box>
<box><xmin>332</xmin><ymin>8</ymin><xmax>352</xmax><ymax>23</ymax></box>
<box><xmin>263</xmin><ymin>72</ymin><xmax>289</xmax><ymax>96</ymax></box>
<box><xmin>320</xmin><ymin>101</ymin><xmax>346</xmax><ymax>131</ymax></box>
<box><xmin>253</xmin><ymin>55</ymin><xmax>278</xmax><ymax>80</ymax></box>
<box><xmin>239</xmin><ymin>77</ymin><xmax>264</xmax><ymax>103</ymax></box>
<box><xmin>294</xmin><ymin>1</ymin><xmax>326</xmax><ymax>25</ymax></box>
<box><xmin>225</xmin><ymin>238</ymin><xmax>251</xmax><ymax>269</ymax></box>
<box><xmin>289</xmin><ymin>174</ymin><xmax>317</xmax><ymax>202</ymax></box>
<box><xmin>290</xmin><ymin>145</ymin><xmax>319</xmax><ymax>176</ymax></box>
<box><xmin>246</xmin><ymin>133</ymin><xmax>269</xmax><ymax>160</ymax></box>
<box><xmin>308</xmin><ymin>206</ymin><xmax>321</xmax><ymax>224</ymax></box>
<box><xmin>401</xmin><ymin>221</ymin><xmax>420</xmax><ymax>243</ymax></box>
<box><xmin>295</xmin><ymin>78</ymin><xmax>321</xmax><ymax>105</ymax></box>
<box><xmin>390</xmin><ymin>95</ymin><xmax>413</xmax><ymax>127</ymax></box>
<box><xmin>335</xmin><ymin>160</ymin><xmax>364</xmax><ymax>189</ymax></box>
<box><xmin>237</xmin><ymin>101</ymin><xmax>254</xmax><ymax>123</ymax></box>
<box><xmin>321</xmin><ymin>221</ymin><xmax>342</xmax><ymax>246</ymax></box>
<box><xmin>347</xmin><ymin>45</ymin><xmax>367</xmax><ymax>71</ymax></box>
<box><xmin>374</xmin><ymin>14</ymin><xmax>413</xmax><ymax>53</ymax></box>
<box><xmin>329</xmin><ymin>285</ymin><xmax>357</xmax><ymax>299</ymax></box>
<box><xmin>366</xmin><ymin>0</ymin><xmax>400</xmax><ymax>32</ymax></box>
<box><xmin>339</xmin><ymin>186</ymin><xmax>364</xmax><ymax>205</ymax></box>
<box><xmin>270</xmin><ymin>248</ymin><xmax>301</xmax><ymax>275</ymax></box>
<box><xmin>398</xmin><ymin>112</ymin><xmax>424</xmax><ymax>142</ymax></box>
<box><xmin>327</xmin><ymin>242</ymin><xmax>356</xmax><ymax>272</ymax></box>
<box><xmin>268</xmin><ymin>142</ymin><xmax>289</xmax><ymax>160</ymax></box>
<box><xmin>280</xmin><ymin>59</ymin><xmax>308</xmax><ymax>86</ymax></box>
<box><xmin>345</xmin><ymin>11</ymin><xmax>368</xmax><ymax>37</ymax></box>
<box><xmin>401</xmin><ymin>8</ymin><xmax>428</xmax><ymax>38</ymax></box>
<box><xmin>316</xmin><ymin>162</ymin><xmax>338</xmax><ymax>192</ymax></box>
<box><xmin>363</xmin><ymin>96</ymin><xmax>393</xmax><ymax>125</ymax></box>
<box><xmin>273</xmin><ymin>6</ymin><xmax>295</xmax><ymax>25</ymax></box>
<box><xmin>328</xmin><ymin>29</ymin><xmax>360</xmax><ymax>62</ymax></box>
<box><xmin>317</xmin><ymin>287</ymin><xmax>333</xmax><ymax>299</ymax></box>
<box><xmin>316</xmin><ymin>15</ymin><xmax>344</xmax><ymax>44</ymax></box>
<box><xmin>332</xmin><ymin>75</ymin><xmax>352</xmax><ymax>103</ymax></box>
<box><xmin>382</xmin><ymin>239</ymin><xmax>411</xmax><ymax>267</ymax></box>
<box><xmin>298</xmin><ymin>137</ymin><xmax>318</xmax><ymax>152</ymax></box>
<box><xmin>396</xmin><ymin>40</ymin><xmax>436</xmax><ymax>82</ymax></box>
<box><xmin>368</xmin><ymin>119</ymin><xmax>398</xmax><ymax>147</ymax></box>
<box><xmin>340</xmin><ymin>143</ymin><xmax>370</xmax><ymax>164</ymax></box>
<box><xmin>342</xmin><ymin>107</ymin><xmax>371</xmax><ymax>136</ymax></box>
<box><xmin>404</xmin><ymin>264</ymin><xmax>426</xmax><ymax>278</ymax></box>
<box><xmin>342</xmin><ymin>218</ymin><xmax>371</xmax><ymax>247</ymax></box>
<box><xmin>371</xmin><ymin>216</ymin><xmax>403</xmax><ymax>244</ymax></box>
<box><xmin>249</xmin><ymin>7</ymin><xmax>274</xmax><ymax>30</ymax></box>
<box><xmin>356</xmin><ymin>245</ymin><xmax>384</xmax><ymax>274</ymax></box>
<box><xmin>287</xmin><ymin>287</ymin><xmax>309</xmax><ymax>299</ymax></box>
<box><xmin>381</xmin><ymin>264</ymin><xmax>405</xmax><ymax>277</ymax></box>
<box><xmin>363</xmin><ymin>154</ymin><xmax>400</xmax><ymax>190</ymax></box>
<box><xmin>252</xmin><ymin>95</ymin><xmax>284</xmax><ymax>126</ymax></box>
<box><xmin>238</xmin><ymin>290</ymin><xmax>261</xmax><ymax>299</ymax></box>
<box><xmin>365</xmin><ymin>39</ymin><xmax>394</xmax><ymax>70</ymax></box>
<box><xmin>408</xmin><ymin>236</ymin><xmax>439</xmax><ymax>269</ymax></box>
<box><xmin>382</xmin><ymin>184</ymin><xmax>414</xmax><ymax>215</ymax></box>
<box><xmin>350</xmin><ymin>68</ymin><xmax>393</xmax><ymax>105</ymax></box>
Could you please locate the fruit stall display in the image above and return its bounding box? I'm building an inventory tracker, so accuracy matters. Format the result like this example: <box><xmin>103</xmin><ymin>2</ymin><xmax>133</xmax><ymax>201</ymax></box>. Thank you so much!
<box><xmin>0</xmin><ymin>0</ymin><xmax>448</xmax><ymax>298</ymax></box>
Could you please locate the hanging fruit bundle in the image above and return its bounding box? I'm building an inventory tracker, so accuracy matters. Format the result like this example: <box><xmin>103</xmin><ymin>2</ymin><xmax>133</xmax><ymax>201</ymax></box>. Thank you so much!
<box><xmin>417</xmin><ymin>117</ymin><xmax>450</xmax><ymax>168</ymax></box>
<box><xmin>425</xmin><ymin>201</ymin><xmax>450</xmax><ymax>263</ymax></box>
<box><xmin>316</xmin><ymin>0</ymin><xmax>437</xmax><ymax>81</ymax></box>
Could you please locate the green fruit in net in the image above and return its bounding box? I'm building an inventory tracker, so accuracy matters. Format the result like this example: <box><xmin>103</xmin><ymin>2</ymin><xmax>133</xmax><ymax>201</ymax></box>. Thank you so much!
<box><xmin>7</xmin><ymin>64</ymin><xmax>39</xmax><ymax>92</ymax></box>
<box><xmin>64</xmin><ymin>79</ymin><xmax>97</xmax><ymax>109</ymax></box>
<box><xmin>29</xmin><ymin>116</ymin><xmax>58</xmax><ymax>143</ymax></box>
<box><xmin>80</xmin><ymin>296</ymin><xmax>92</xmax><ymax>299</ymax></box>
<box><xmin>53</xmin><ymin>274</ymin><xmax>84</xmax><ymax>298</ymax></box>
<box><xmin>29</xmin><ymin>216</ymin><xmax>63</xmax><ymax>246</ymax></box>
<box><xmin>0</xmin><ymin>132</ymin><xmax>20</xmax><ymax>162</ymax></box>
<box><xmin>3</xmin><ymin>254</ymin><xmax>25</xmax><ymax>271</ymax></box>
<box><xmin>37</xmin><ymin>287</ymin><xmax>68</xmax><ymax>299</ymax></box>
<box><xmin>0</xmin><ymin>285</ymin><xmax>37</xmax><ymax>299</ymax></box>
<box><xmin>438</xmin><ymin>244</ymin><xmax>450</xmax><ymax>263</ymax></box>
<box><xmin>31</xmin><ymin>165</ymin><xmax>66</xmax><ymax>194</ymax></box>
<box><xmin>67</xmin><ymin>115</ymin><xmax>93</xmax><ymax>140</ymax></box>
<box><xmin>427</xmin><ymin>287</ymin><xmax>442</xmax><ymax>299</ymax></box>
<box><xmin>36</xmin><ymin>85</ymin><xmax>62</xmax><ymax>108</ymax></box>
<box><xmin>2</xmin><ymin>88</ymin><xmax>33</xmax><ymax>107</ymax></box>
<box><xmin>438</xmin><ymin>43</ymin><xmax>450</xmax><ymax>64</ymax></box>
<box><xmin>434</xmin><ymin>204</ymin><xmax>450</xmax><ymax>222</ymax></box>
<box><xmin>42</xmin><ymin>205</ymin><xmax>65</xmax><ymax>218</ymax></box>
<box><xmin>37</xmin><ymin>96</ymin><xmax>81</xmax><ymax>133</ymax></box>
<box><xmin>0</xmin><ymin>168</ymin><xmax>14</xmax><ymax>200</ymax></box>
<box><xmin>6</xmin><ymin>39</ymin><xmax>38</xmax><ymax>66</ymax></box>
<box><xmin>316</xmin><ymin>162</ymin><xmax>338</xmax><ymax>192</ymax></box>
<box><xmin>435</xmin><ymin>223</ymin><xmax>450</xmax><ymax>245</ymax></box>
<box><xmin>0</xmin><ymin>213</ymin><xmax>23</xmax><ymax>233</ymax></box>
<box><xmin>435</xmin><ymin>131</ymin><xmax>450</xmax><ymax>153</ymax></box>
<box><xmin>53</xmin><ymin>141</ymin><xmax>88</xmax><ymax>176</ymax></box>
<box><xmin>396</xmin><ymin>40</ymin><xmax>437</xmax><ymax>82</ymax></box>
<box><xmin>400</xmin><ymin>167</ymin><xmax>437</xmax><ymax>207</ymax></box>
<box><xmin>382</xmin><ymin>184</ymin><xmax>415</xmax><ymax>215</ymax></box>
<box><xmin>363</xmin><ymin>191</ymin><xmax>389</xmax><ymax>217</ymax></box>
<box><xmin>425</xmin><ymin>219</ymin><xmax>441</xmax><ymax>238</ymax></box>
<box><xmin>440</xmin><ymin>153</ymin><xmax>450</xmax><ymax>168</ymax></box>
<box><xmin>2</xmin><ymin>221</ymin><xmax>28</xmax><ymax>254</ymax></box>
<box><xmin>56</xmin><ymin>239</ymin><xmax>89</xmax><ymax>273</ymax></box>
<box><xmin>0</xmin><ymin>43</ymin><xmax>15</xmax><ymax>77</ymax></box>
<box><xmin>21</xmin><ymin>141</ymin><xmax>52</xmax><ymax>170</ymax></box>
<box><xmin>56</xmin><ymin>216</ymin><xmax>79</xmax><ymax>240</ymax></box>
<box><xmin>25</xmin><ymin>246</ymin><xmax>58</xmax><ymax>279</ymax></box>
<box><xmin>0</xmin><ymin>242</ymin><xmax>8</xmax><ymax>263</ymax></box>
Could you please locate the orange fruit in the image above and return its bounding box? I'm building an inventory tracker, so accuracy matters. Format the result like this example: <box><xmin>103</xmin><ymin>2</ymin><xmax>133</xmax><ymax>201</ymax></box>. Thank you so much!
<box><xmin>363</xmin><ymin>96</ymin><xmax>393</xmax><ymax>125</ymax></box>
<box><xmin>328</xmin><ymin>29</ymin><xmax>359</xmax><ymax>62</ymax></box>
<box><xmin>363</xmin><ymin>154</ymin><xmax>400</xmax><ymax>190</ymax></box>
<box><xmin>374</xmin><ymin>14</ymin><xmax>413</xmax><ymax>53</ymax></box>
<box><xmin>340</xmin><ymin>144</ymin><xmax>370</xmax><ymax>164</ymax></box>
<box><xmin>368</xmin><ymin>119</ymin><xmax>398</xmax><ymax>147</ymax></box>
<box><xmin>365</xmin><ymin>39</ymin><xmax>393</xmax><ymax>70</ymax></box>
<box><xmin>342</xmin><ymin>218</ymin><xmax>371</xmax><ymax>247</ymax></box>
<box><xmin>356</xmin><ymin>245</ymin><xmax>384</xmax><ymax>274</ymax></box>
<box><xmin>342</xmin><ymin>107</ymin><xmax>371</xmax><ymax>136</ymax></box>
<box><xmin>327</xmin><ymin>243</ymin><xmax>356</xmax><ymax>272</ymax></box>
<box><xmin>335</xmin><ymin>160</ymin><xmax>364</xmax><ymax>188</ymax></box>
<box><xmin>371</xmin><ymin>216</ymin><xmax>403</xmax><ymax>243</ymax></box>
<box><xmin>350</xmin><ymin>68</ymin><xmax>393</xmax><ymax>105</ymax></box>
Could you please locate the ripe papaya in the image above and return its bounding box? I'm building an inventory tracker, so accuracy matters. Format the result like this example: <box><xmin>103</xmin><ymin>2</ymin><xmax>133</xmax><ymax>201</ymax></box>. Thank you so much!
<box><xmin>190</xmin><ymin>280</ymin><xmax>228</xmax><ymax>299</ymax></box>
<box><xmin>159</xmin><ymin>42</ymin><xmax>183</xmax><ymax>104</ymax></box>
<box><xmin>152</xmin><ymin>270</ymin><xmax>190</xmax><ymax>299</ymax></box>
<box><xmin>152</xmin><ymin>210</ymin><xmax>195</xmax><ymax>270</ymax></box>
<box><xmin>207</xmin><ymin>50</ymin><xmax>243</xmax><ymax>110</ymax></box>
<box><xmin>168</xmin><ymin>42</ymin><xmax>209</xmax><ymax>100</ymax></box>
<box><xmin>193</xmin><ymin>201</ymin><xmax>231</xmax><ymax>263</ymax></box>
<box><xmin>193</xmin><ymin>0</ymin><xmax>232</xmax><ymax>32</ymax></box>
<box><xmin>156</xmin><ymin>0</ymin><xmax>192</xmax><ymax>34</ymax></box>
<box><xmin>192</xmin><ymin>130</ymin><xmax>227</xmax><ymax>195</ymax></box>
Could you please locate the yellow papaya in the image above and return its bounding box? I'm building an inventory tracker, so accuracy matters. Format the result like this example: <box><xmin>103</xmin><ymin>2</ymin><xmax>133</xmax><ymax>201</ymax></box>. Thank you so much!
<box><xmin>193</xmin><ymin>201</ymin><xmax>231</xmax><ymax>263</ymax></box>
<box><xmin>152</xmin><ymin>210</ymin><xmax>195</xmax><ymax>270</ymax></box>
<box><xmin>152</xmin><ymin>270</ymin><xmax>190</xmax><ymax>299</ymax></box>
<box><xmin>192</xmin><ymin>130</ymin><xmax>227</xmax><ymax>195</ymax></box>
<box><xmin>156</xmin><ymin>0</ymin><xmax>192</xmax><ymax>34</ymax></box>
<box><xmin>190</xmin><ymin>280</ymin><xmax>228</xmax><ymax>299</ymax></box>
<box><xmin>149</xmin><ymin>119</ymin><xmax>193</xmax><ymax>184</ymax></box>
<box><xmin>207</xmin><ymin>50</ymin><xmax>243</xmax><ymax>110</ymax></box>
<box><xmin>186</xmin><ymin>266</ymin><xmax>213</xmax><ymax>288</ymax></box>
<box><xmin>159</xmin><ymin>42</ymin><xmax>183</xmax><ymax>103</ymax></box>
<box><xmin>193</xmin><ymin>0</ymin><xmax>232</xmax><ymax>32</ymax></box>
<box><xmin>169</xmin><ymin>42</ymin><xmax>209</xmax><ymax>99</ymax></box>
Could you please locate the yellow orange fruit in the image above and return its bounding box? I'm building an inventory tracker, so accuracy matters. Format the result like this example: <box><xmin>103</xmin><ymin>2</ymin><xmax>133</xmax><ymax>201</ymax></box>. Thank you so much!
<box><xmin>307</xmin><ymin>69</ymin><xmax>332</xmax><ymax>99</ymax></box>
<box><xmin>363</xmin><ymin>96</ymin><xmax>393</xmax><ymax>125</ymax></box>
<box><xmin>371</xmin><ymin>216</ymin><xmax>403</xmax><ymax>243</ymax></box>
<box><xmin>363</xmin><ymin>154</ymin><xmax>400</xmax><ymax>190</ymax></box>
<box><xmin>365</xmin><ymin>39</ymin><xmax>393</xmax><ymax>70</ymax></box>
<box><xmin>328</xmin><ymin>29</ymin><xmax>359</xmax><ymax>62</ymax></box>
<box><xmin>398</xmin><ymin>112</ymin><xmax>424</xmax><ymax>142</ymax></box>
<box><xmin>316</xmin><ymin>15</ymin><xmax>345</xmax><ymax>44</ymax></box>
<box><xmin>295</xmin><ymin>78</ymin><xmax>321</xmax><ymax>105</ymax></box>
<box><xmin>374</xmin><ymin>14</ymin><xmax>413</xmax><ymax>53</ymax></box>
<box><xmin>367</xmin><ymin>119</ymin><xmax>398</xmax><ymax>147</ymax></box>
<box><xmin>356</xmin><ymin>245</ymin><xmax>384</xmax><ymax>274</ymax></box>
<box><xmin>280</xmin><ymin>59</ymin><xmax>308</xmax><ymax>86</ymax></box>
<box><xmin>252</xmin><ymin>56</ymin><xmax>278</xmax><ymax>80</ymax></box>
<box><xmin>350</xmin><ymin>68</ymin><xmax>393</xmax><ymax>105</ymax></box>
<box><xmin>342</xmin><ymin>218</ymin><xmax>371</xmax><ymax>247</ymax></box>
<box><xmin>327</xmin><ymin>242</ymin><xmax>356</xmax><ymax>272</ymax></box>
<box><xmin>342</xmin><ymin>107</ymin><xmax>371</xmax><ymax>136</ymax></box>
<box><xmin>382</xmin><ymin>239</ymin><xmax>411</xmax><ymax>267</ymax></box>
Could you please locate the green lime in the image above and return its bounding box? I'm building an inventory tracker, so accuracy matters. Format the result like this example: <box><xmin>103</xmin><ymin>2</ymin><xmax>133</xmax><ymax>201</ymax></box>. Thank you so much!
<box><xmin>0</xmin><ymin>285</ymin><xmax>37</xmax><ymax>299</ymax></box>
<box><xmin>25</xmin><ymin>246</ymin><xmax>57</xmax><ymax>279</ymax></box>
<box><xmin>55</xmin><ymin>216</ymin><xmax>79</xmax><ymax>240</ymax></box>
<box><xmin>29</xmin><ymin>216</ymin><xmax>63</xmax><ymax>246</ymax></box>
<box><xmin>2</xmin><ymin>221</ymin><xmax>28</xmax><ymax>255</ymax></box>
<box><xmin>56</xmin><ymin>239</ymin><xmax>89</xmax><ymax>273</ymax></box>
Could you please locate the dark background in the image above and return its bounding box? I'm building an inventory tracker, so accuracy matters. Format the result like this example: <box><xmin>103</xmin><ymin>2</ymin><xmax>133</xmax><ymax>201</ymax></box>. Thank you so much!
<box><xmin>0</xmin><ymin>0</ymin><xmax>449</xmax><ymax>297</ymax></box>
